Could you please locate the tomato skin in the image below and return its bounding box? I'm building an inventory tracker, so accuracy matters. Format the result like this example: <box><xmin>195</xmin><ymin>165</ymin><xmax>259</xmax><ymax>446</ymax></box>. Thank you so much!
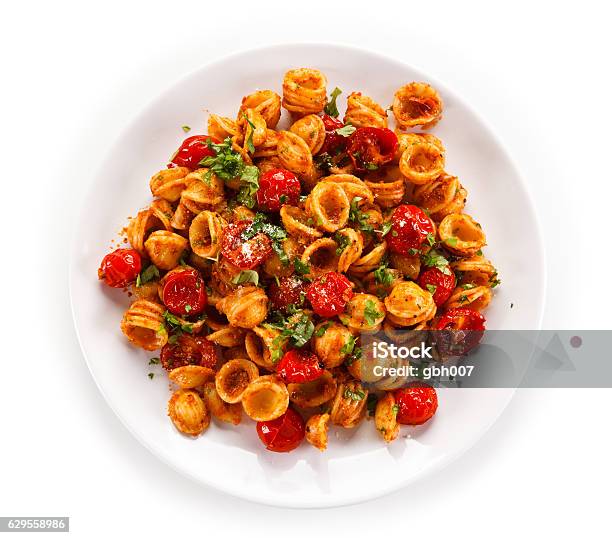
<box><xmin>98</xmin><ymin>248</ymin><xmax>142</xmax><ymax>288</ymax></box>
<box><xmin>160</xmin><ymin>334</ymin><xmax>219</xmax><ymax>371</ymax></box>
<box><xmin>256</xmin><ymin>407</ymin><xmax>305</xmax><ymax>452</ymax></box>
<box><xmin>268</xmin><ymin>275</ymin><xmax>307</xmax><ymax>313</ymax></box>
<box><xmin>319</xmin><ymin>114</ymin><xmax>348</xmax><ymax>155</ymax></box>
<box><xmin>161</xmin><ymin>268</ymin><xmax>207</xmax><ymax>316</ymax></box>
<box><xmin>306</xmin><ymin>272</ymin><xmax>353</xmax><ymax>317</ymax></box>
<box><xmin>256</xmin><ymin>168</ymin><xmax>301</xmax><ymax>212</ymax></box>
<box><xmin>170</xmin><ymin>135</ymin><xmax>220</xmax><ymax>169</ymax></box>
<box><xmin>387</xmin><ymin>204</ymin><xmax>434</xmax><ymax>255</ymax></box>
<box><xmin>220</xmin><ymin>220</ymin><xmax>272</xmax><ymax>269</ymax></box>
<box><xmin>277</xmin><ymin>349</ymin><xmax>323</xmax><ymax>383</ymax></box>
<box><xmin>436</xmin><ymin>307</ymin><xmax>486</xmax><ymax>331</ymax></box>
<box><xmin>394</xmin><ymin>384</ymin><xmax>438</xmax><ymax>425</ymax></box>
<box><xmin>347</xmin><ymin>127</ymin><xmax>398</xmax><ymax>171</ymax></box>
<box><xmin>418</xmin><ymin>267</ymin><xmax>456</xmax><ymax>306</ymax></box>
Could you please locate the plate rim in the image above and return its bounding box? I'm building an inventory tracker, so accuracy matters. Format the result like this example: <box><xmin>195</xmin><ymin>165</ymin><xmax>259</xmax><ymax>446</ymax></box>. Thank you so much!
<box><xmin>69</xmin><ymin>42</ymin><xmax>547</xmax><ymax>508</ymax></box>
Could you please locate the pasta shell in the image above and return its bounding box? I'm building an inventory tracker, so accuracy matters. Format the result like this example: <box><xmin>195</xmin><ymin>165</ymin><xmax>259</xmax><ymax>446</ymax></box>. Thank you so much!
<box><xmin>170</xmin><ymin>201</ymin><xmax>194</xmax><ymax>231</ymax></box>
<box><xmin>313</xmin><ymin>322</ymin><xmax>354</xmax><ymax>368</ymax></box>
<box><xmin>215</xmin><ymin>286</ymin><xmax>268</xmax><ymax>329</ymax></box>
<box><xmin>127</xmin><ymin>204</ymin><xmax>173</xmax><ymax>256</ymax></box>
<box><xmin>330</xmin><ymin>379</ymin><xmax>368</xmax><ymax>428</ymax></box>
<box><xmin>321</xmin><ymin>174</ymin><xmax>374</xmax><ymax>205</ymax></box>
<box><xmin>384</xmin><ymin>281</ymin><xmax>436</xmax><ymax>326</ymax></box>
<box><xmin>300</xmin><ymin>238</ymin><xmax>340</xmax><ymax>277</ymax></box>
<box><xmin>389</xmin><ymin>252</ymin><xmax>421</xmax><ymax>280</ymax></box>
<box><xmin>188</xmin><ymin>210</ymin><xmax>226</xmax><ymax>258</ymax></box>
<box><xmin>288</xmin><ymin>370</ymin><xmax>337</xmax><ymax>408</ymax></box>
<box><xmin>289</xmin><ymin>114</ymin><xmax>326</xmax><ymax>154</ymax></box>
<box><xmin>245</xmin><ymin>326</ymin><xmax>285</xmax><ymax>370</ymax></box>
<box><xmin>305</xmin><ymin>413</ymin><xmax>330</xmax><ymax>451</ymax></box>
<box><xmin>215</xmin><ymin>358</ymin><xmax>259</xmax><ymax>403</ymax></box>
<box><xmin>206</xmin><ymin>326</ymin><xmax>246</xmax><ymax>347</ymax></box>
<box><xmin>239</xmin><ymin>90</ymin><xmax>282</xmax><ymax>128</ymax></box>
<box><xmin>362</xmin><ymin>267</ymin><xmax>403</xmax><ymax>298</ymax></box>
<box><xmin>168</xmin><ymin>389</ymin><xmax>210</xmax><ymax>436</ymax></box>
<box><xmin>282</xmin><ymin>68</ymin><xmax>327</xmax><ymax>116</ymax></box>
<box><xmin>120</xmin><ymin>300</ymin><xmax>167</xmax><ymax>350</ymax></box>
<box><xmin>451</xmin><ymin>256</ymin><xmax>498</xmax><ymax>287</ymax></box>
<box><xmin>280</xmin><ymin>205</ymin><xmax>323</xmax><ymax>241</ymax></box>
<box><xmin>339</xmin><ymin>293</ymin><xmax>386</xmax><ymax>331</ymax></box>
<box><xmin>144</xmin><ymin>230</ymin><xmax>188</xmax><ymax>270</ymax></box>
<box><xmin>375</xmin><ymin>392</ymin><xmax>400</xmax><ymax>443</ymax></box>
<box><xmin>349</xmin><ymin>241</ymin><xmax>388</xmax><ymax>277</ymax></box>
<box><xmin>169</xmin><ymin>365</ymin><xmax>215</xmax><ymax>389</ymax></box>
<box><xmin>445</xmin><ymin>285</ymin><xmax>493</xmax><ymax>311</ymax></box>
<box><xmin>277</xmin><ymin>130</ymin><xmax>313</xmax><ymax>175</ymax></box>
<box><xmin>412</xmin><ymin>173</ymin><xmax>467</xmax><ymax>221</ymax></box>
<box><xmin>199</xmin><ymin>382</ymin><xmax>242</xmax><ymax>425</ymax></box>
<box><xmin>335</xmin><ymin>228</ymin><xmax>364</xmax><ymax>273</ymax></box>
<box><xmin>208</xmin><ymin>114</ymin><xmax>240</xmax><ymax>141</ymax></box>
<box><xmin>364</xmin><ymin>178</ymin><xmax>405</xmax><ymax>208</ymax></box>
<box><xmin>241</xmin><ymin>375</ymin><xmax>290</xmax><ymax>421</ymax></box>
<box><xmin>399</xmin><ymin>138</ymin><xmax>445</xmax><ymax>185</ymax></box>
<box><xmin>305</xmin><ymin>182</ymin><xmax>350</xmax><ymax>233</ymax></box>
<box><xmin>344</xmin><ymin>92</ymin><xmax>388</xmax><ymax>128</ymax></box>
<box><xmin>181</xmin><ymin>169</ymin><xmax>225</xmax><ymax>211</ymax></box>
<box><xmin>255</xmin><ymin>155</ymin><xmax>283</xmax><ymax>174</ymax></box>
<box><xmin>150</xmin><ymin>167</ymin><xmax>190</xmax><ymax>202</ymax></box>
<box><xmin>240</xmin><ymin>108</ymin><xmax>267</xmax><ymax>151</ymax></box>
<box><xmin>438</xmin><ymin>213</ymin><xmax>486</xmax><ymax>256</ymax></box>
<box><xmin>253</xmin><ymin>129</ymin><xmax>279</xmax><ymax>159</ymax></box>
<box><xmin>392</xmin><ymin>82</ymin><xmax>443</xmax><ymax>130</ymax></box>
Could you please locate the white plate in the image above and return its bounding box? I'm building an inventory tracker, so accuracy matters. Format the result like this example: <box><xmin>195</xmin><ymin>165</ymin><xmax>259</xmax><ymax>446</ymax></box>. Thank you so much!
<box><xmin>70</xmin><ymin>44</ymin><xmax>545</xmax><ymax>507</ymax></box>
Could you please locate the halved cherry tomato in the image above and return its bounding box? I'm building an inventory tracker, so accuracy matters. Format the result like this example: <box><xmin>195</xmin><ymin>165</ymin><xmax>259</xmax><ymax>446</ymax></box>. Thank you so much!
<box><xmin>277</xmin><ymin>349</ymin><xmax>323</xmax><ymax>383</ymax></box>
<box><xmin>306</xmin><ymin>272</ymin><xmax>353</xmax><ymax>317</ymax></box>
<box><xmin>256</xmin><ymin>168</ymin><xmax>301</xmax><ymax>212</ymax></box>
<box><xmin>162</xmin><ymin>268</ymin><xmax>207</xmax><ymax>316</ymax></box>
<box><xmin>418</xmin><ymin>267</ymin><xmax>456</xmax><ymax>306</ymax></box>
<box><xmin>436</xmin><ymin>307</ymin><xmax>486</xmax><ymax>331</ymax></box>
<box><xmin>256</xmin><ymin>407</ymin><xmax>305</xmax><ymax>452</ymax></box>
<box><xmin>394</xmin><ymin>384</ymin><xmax>438</xmax><ymax>425</ymax></box>
<box><xmin>387</xmin><ymin>204</ymin><xmax>434</xmax><ymax>255</ymax></box>
<box><xmin>220</xmin><ymin>220</ymin><xmax>272</xmax><ymax>269</ymax></box>
<box><xmin>268</xmin><ymin>275</ymin><xmax>307</xmax><ymax>312</ymax></box>
<box><xmin>347</xmin><ymin>127</ymin><xmax>398</xmax><ymax>171</ymax></box>
<box><xmin>319</xmin><ymin>114</ymin><xmax>347</xmax><ymax>155</ymax></box>
<box><xmin>160</xmin><ymin>334</ymin><xmax>219</xmax><ymax>371</ymax></box>
<box><xmin>98</xmin><ymin>248</ymin><xmax>141</xmax><ymax>288</ymax></box>
<box><xmin>170</xmin><ymin>135</ymin><xmax>221</xmax><ymax>169</ymax></box>
<box><xmin>434</xmin><ymin>307</ymin><xmax>485</xmax><ymax>356</ymax></box>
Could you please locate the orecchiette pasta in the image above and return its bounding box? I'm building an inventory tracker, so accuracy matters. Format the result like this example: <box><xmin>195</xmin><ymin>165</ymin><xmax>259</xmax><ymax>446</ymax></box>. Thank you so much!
<box><xmin>392</xmin><ymin>82</ymin><xmax>443</xmax><ymax>129</ymax></box>
<box><xmin>168</xmin><ymin>389</ymin><xmax>210</xmax><ymax>436</ymax></box>
<box><xmin>215</xmin><ymin>358</ymin><xmax>259</xmax><ymax>404</ymax></box>
<box><xmin>100</xmin><ymin>68</ymin><xmax>499</xmax><ymax>452</ymax></box>
<box><xmin>344</xmin><ymin>92</ymin><xmax>387</xmax><ymax>128</ymax></box>
<box><xmin>282</xmin><ymin>68</ymin><xmax>327</xmax><ymax>116</ymax></box>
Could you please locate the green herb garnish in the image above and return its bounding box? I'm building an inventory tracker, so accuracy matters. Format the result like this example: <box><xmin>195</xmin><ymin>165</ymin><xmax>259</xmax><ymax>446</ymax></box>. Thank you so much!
<box><xmin>364</xmin><ymin>299</ymin><xmax>383</xmax><ymax>326</ymax></box>
<box><xmin>324</xmin><ymin>87</ymin><xmax>342</xmax><ymax>117</ymax></box>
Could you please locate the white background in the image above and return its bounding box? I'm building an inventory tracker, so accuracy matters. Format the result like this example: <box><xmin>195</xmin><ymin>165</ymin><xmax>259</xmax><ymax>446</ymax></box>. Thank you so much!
<box><xmin>1</xmin><ymin>0</ymin><xmax>611</xmax><ymax>535</ymax></box>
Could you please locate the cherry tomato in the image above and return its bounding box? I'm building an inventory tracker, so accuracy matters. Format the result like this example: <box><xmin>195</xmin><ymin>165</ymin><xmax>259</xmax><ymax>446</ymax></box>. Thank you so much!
<box><xmin>162</xmin><ymin>268</ymin><xmax>207</xmax><ymax>316</ymax></box>
<box><xmin>160</xmin><ymin>334</ymin><xmax>219</xmax><ymax>371</ymax></box>
<box><xmin>220</xmin><ymin>220</ymin><xmax>272</xmax><ymax>269</ymax></box>
<box><xmin>268</xmin><ymin>275</ymin><xmax>307</xmax><ymax>312</ymax></box>
<box><xmin>347</xmin><ymin>127</ymin><xmax>398</xmax><ymax>171</ymax></box>
<box><xmin>436</xmin><ymin>307</ymin><xmax>486</xmax><ymax>331</ymax></box>
<box><xmin>418</xmin><ymin>267</ymin><xmax>456</xmax><ymax>306</ymax></box>
<box><xmin>319</xmin><ymin>114</ymin><xmax>347</xmax><ymax>155</ymax></box>
<box><xmin>394</xmin><ymin>384</ymin><xmax>438</xmax><ymax>425</ymax></box>
<box><xmin>98</xmin><ymin>248</ymin><xmax>142</xmax><ymax>288</ymax></box>
<box><xmin>256</xmin><ymin>407</ymin><xmax>305</xmax><ymax>452</ymax></box>
<box><xmin>277</xmin><ymin>349</ymin><xmax>323</xmax><ymax>383</ymax></box>
<box><xmin>256</xmin><ymin>168</ymin><xmax>301</xmax><ymax>212</ymax></box>
<box><xmin>387</xmin><ymin>204</ymin><xmax>435</xmax><ymax>255</ymax></box>
<box><xmin>434</xmin><ymin>307</ymin><xmax>485</xmax><ymax>356</ymax></box>
<box><xmin>306</xmin><ymin>272</ymin><xmax>353</xmax><ymax>317</ymax></box>
<box><xmin>170</xmin><ymin>135</ymin><xmax>221</xmax><ymax>169</ymax></box>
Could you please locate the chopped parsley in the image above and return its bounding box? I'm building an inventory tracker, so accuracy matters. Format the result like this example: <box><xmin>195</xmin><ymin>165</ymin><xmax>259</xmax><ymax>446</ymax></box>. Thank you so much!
<box><xmin>344</xmin><ymin>387</ymin><xmax>366</xmax><ymax>401</ymax></box>
<box><xmin>266</xmin><ymin>308</ymin><xmax>315</xmax><ymax>355</ymax></box>
<box><xmin>348</xmin><ymin>197</ymin><xmax>374</xmax><ymax>234</ymax></box>
<box><xmin>184</xmin><ymin>304</ymin><xmax>192</xmax><ymax>313</ymax></box>
<box><xmin>364</xmin><ymin>299</ymin><xmax>383</xmax><ymax>326</ymax></box>
<box><xmin>366</xmin><ymin>393</ymin><xmax>379</xmax><ymax>416</ymax></box>
<box><xmin>392</xmin><ymin>404</ymin><xmax>400</xmax><ymax>416</ymax></box>
<box><xmin>314</xmin><ymin>152</ymin><xmax>333</xmax><ymax>173</ymax></box>
<box><xmin>335</xmin><ymin>124</ymin><xmax>356</xmax><ymax>137</ymax></box>
<box><xmin>461</xmin><ymin>283</ymin><xmax>476</xmax><ymax>290</ymax></box>
<box><xmin>374</xmin><ymin>263</ymin><xmax>394</xmax><ymax>286</ymax></box>
<box><xmin>293</xmin><ymin>258</ymin><xmax>310</xmax><ymax>276</ymax></box>
<box><xmin>446</xmin><ymin>236</ymin><xmax>458</xmax><ymax>247</ymax></box>
<box><xmin>232</xmin><ymin>270</ymin><xmax>259</xmax><ymax>286</ymax></box>
<box><xmin>340</xmin><ymin>335</ymin><xmax>357</xmax><ymax>356</ymax></box>
<box><xmin>489</xmin><ymin>273</ymin><xmax>501</xmax><ymax>288</ymax></box>
<box><xmin>162</xmin><ymin>310</ymin><xmax>194</xmax><ymax>335</ymax></box>
<box><xmin>334</xmin><ymin>232</ymin><xmax>351</xmax><ymax>255</ymax></box>
<box><xmin>242</xmin><ymin>112</ymin><xmax>256</xmax><ymax>154</ymax></box>
<box><xmin>364</xmin><ymin>162</ymin><xmax>378</xmax><ymax>171</ymax></box>
<box><xmin>426</xmin><ymin>232</ymin><xmax>436</xmax><ymax>247</ymax></box>
<box><xmin>324</xmin><ymin>87</ymin><xmax>342</xmax><ymax>117</ymax></box>
<box><xmin>136</xmin><ymin>264</ymin><xmax>160</xmax><ymax>287</ymax></box>
<box><xmin>379</xmin><ymin>222</ymin><xmax>392</xmax><ymax>237</ymax></box>
<box><xmin>148</xmin><ymin>357</ymin><xmax>160</xmax><ymax>365</ymax></box>
<box><xmin>426</xmin><ymin>283</ymin><xmax>437</xmax><ymax>295</ymax></box>
<box><xmin>148</xmin><ymin>372</ymin><xmax>155</xmax><ymax>380</ymax></box>
<box><xmin>315</xmin><ymin>322</ymin><xmax>331</xmax><ymax>338</ymax></box>
<box><xmin>421</xmin><ymin>249</ymin><xmax>452</xmax><ymax>276</ymax></box>
<box><xmin>181</xmin><ymin>125</ymin><xmax>191</xmax><ymax>133</ymax></box>
<box><xmin>242</xmin><ymin>213</ymin><xmax>289</xmax><ymax>265</ymax></box>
